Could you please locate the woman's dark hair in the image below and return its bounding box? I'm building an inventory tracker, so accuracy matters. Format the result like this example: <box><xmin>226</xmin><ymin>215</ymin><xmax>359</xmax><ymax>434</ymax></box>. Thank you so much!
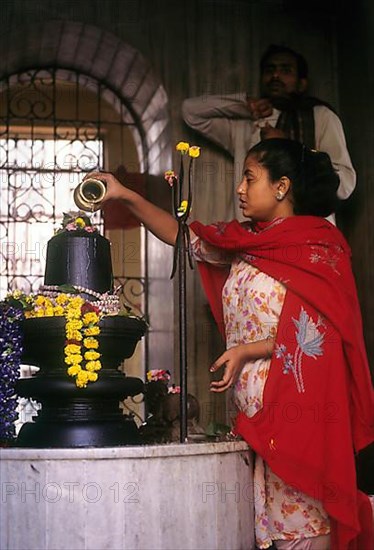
<box><xmin>246</xmin><ymin>138</ymin><xmax>340</xmax><ymax>217</ymax></box>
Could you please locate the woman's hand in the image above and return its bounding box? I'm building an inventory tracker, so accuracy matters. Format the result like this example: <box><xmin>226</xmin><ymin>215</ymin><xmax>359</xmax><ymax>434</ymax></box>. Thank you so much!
<box><xmin>209</xmin><ymin>338</ymin><xmax>274</xmax><ymax>393</ymax></box>
<box><xmin>84</xmin><ymin>171</ymin><xmax>179</xmax><ymax>245</ymax></box>
<box><xmin>83</xmin><ymin>171</ymin><xmax>129</xmax><ymax>202</ymax></box>
<box><xmin>209</xmin><ymin>345</ymin><xmax>248</xmax><ymax>393</ymax></box>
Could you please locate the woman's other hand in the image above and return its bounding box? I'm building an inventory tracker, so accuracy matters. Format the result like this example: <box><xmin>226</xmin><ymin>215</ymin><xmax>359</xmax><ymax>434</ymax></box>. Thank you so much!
<box><xmin>209</xmin><ymin>345</ymin><xmax>247</xmax><ymax>393</ymax></box>
<box><xmin>209</xmin><ymin>338</ymin><xmax>274</xmax><ymax>393</ymax></box>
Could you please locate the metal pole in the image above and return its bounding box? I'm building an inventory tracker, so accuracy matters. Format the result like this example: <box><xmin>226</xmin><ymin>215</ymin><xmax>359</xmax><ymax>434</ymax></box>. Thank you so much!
<box><xmin>179</xmin><ymin>223</ymin><xmax>188</xmax><ymax>443</ymax></box>
<box><xmin>169</xmin><ymin>148</ymin><xmax>198</xmax><ymax>444</ymax></box>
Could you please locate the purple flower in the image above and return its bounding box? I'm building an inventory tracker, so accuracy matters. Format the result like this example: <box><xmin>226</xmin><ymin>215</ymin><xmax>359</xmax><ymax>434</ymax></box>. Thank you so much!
<box><xmin>0</xmin><ymin>304</ymin><xmax>23</xmax><ymax>442</ymax></box>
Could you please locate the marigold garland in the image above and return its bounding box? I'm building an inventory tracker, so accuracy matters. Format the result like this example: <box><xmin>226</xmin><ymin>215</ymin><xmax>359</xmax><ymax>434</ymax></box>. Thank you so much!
<box><xmin>23</xmin><ymin>293</ymin><xmax>102</xmax><ymax>388</ymax></box>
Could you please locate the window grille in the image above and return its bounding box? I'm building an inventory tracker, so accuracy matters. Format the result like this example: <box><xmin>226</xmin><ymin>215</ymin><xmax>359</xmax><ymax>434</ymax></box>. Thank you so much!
<box><xmin>0</xmin><ymin>68</ymin><xmax>146</xmax><ymax>315</ymax></box>
<box><xmin>0</xmin><ymin>137</ymin><xmax>103</xmax><ymax>296</ymax></box>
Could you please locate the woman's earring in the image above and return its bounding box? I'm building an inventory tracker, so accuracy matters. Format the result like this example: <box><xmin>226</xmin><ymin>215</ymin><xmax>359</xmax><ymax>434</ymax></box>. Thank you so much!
<box><xmin>276</xmin><ymin>191</ymin><xmax>285</xmax><ymax>201</ymax></box>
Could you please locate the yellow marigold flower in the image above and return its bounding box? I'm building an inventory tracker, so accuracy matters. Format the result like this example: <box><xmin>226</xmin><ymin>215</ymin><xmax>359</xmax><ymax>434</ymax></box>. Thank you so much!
<box><xmin>177</xmin><ymin>200</ymin><xmax>188</xmax><ymax>217</ymax></box>
<box><xmin>56</xmin><ymin>293</ymin><xmax>69</xmax><ymax>305</ymax></box>
<box><xmin>66</xmin><ymin>307</ymin><xmax>82</xmax><ymax>320</ymax></box>
<box><xmin>66</xmin><ymin>320</ymin><xmax>83</xmax><ymax>331</ymax></box>
<box><xmin>86</xmin><ymin>360</ymin><xmax>101</xmax><ymax>372</ymax></box>
<box><xmin>76</xmin><ymin>371</ymin><xmax>89</xmax><ymax>388</ymax></box>
<box><xmin>70</xmin><ymin>296</ymin><xmax>85</xmax><ymax>307</ymax></box>
<box><xmin>176</xmin><ymin>141</ymin><xmax>190</xmax><ymax>154</ymax></box>
<box><xmin>84</xmin><ymin>350</ymin><xmax>101</xmax><ymax>361</ymax></box>
<box><xmin>83</xmin><ymin>312</ymin><xmax>99</xmax><ymax>325</ymax></box>
<box><xmin>188</xmin><ymin>145</ymin><xmax>201</xmax><ymax>158</ymax></box>
<box><xmin>75</xmin><ymin>217</ymin><xmax>86</xmax><ymax>228</ymax></box>
<box><xmin>83</xmin><ymin>337</ymin><xmax>99</xmax><ymax>349</ymax></box>
<box><xmin>53</xmin><ymin>306</ymin><xmax>65</xmax><ymax>316</ymax></box>
<box><xmin>87</xmin><ymin>372</ymin><xmax>98</xmax><ymax>382</ymax></box>
<box><xmin>65</xmin><ymin>297</ymin><xmax>84</xmax><ymax>312</ymax></box>
<box><xmin>84</xmin><ymin>326</ymin><xmax>100</xmax><ymax>336</ymax></box>
<box><xmin>66</xmin><ymin>310</ymin><xmax>79</xmax><ymax>321</ymax></box>
<box><xmin>67</xmin><ymin>365</ymin><xmax>81</xmax><ymax>376</ymax></box>
<box><xmin>66</xmin><ymin>330</ymin><xmax>83</xmax><ymax>341</ymax></box>
<box><xmin>35</xmin><ymin>295</ymin><xmax>47</xmax><ymax>306</ymax></box>
<box><xmin>65</xmin><ymin>354</ymin><xmax>83</xmax><ymax>365</ymax></box>
<box><xmin>36</xmin><ymin>309</ymin><xmax>46</xmax><ymax>317</ymax></box>
<box><xmin>85</xmin><ymin>361</ymin><xmax>95</xmax><ymax>371</ymax></box>
<box><xmin>78</xmin><ymin>370</ymin><xmax>89</xmax><ymax>381</ymax></box>
<box><xmin>44</xmin><ymin>307</ymin><xmax>55</xmax><ymax>317</ymax></box>
<box><xmin>65</xmin><ymin>344</ymin><xmax>81</xmax><ymax>355</ymax></box>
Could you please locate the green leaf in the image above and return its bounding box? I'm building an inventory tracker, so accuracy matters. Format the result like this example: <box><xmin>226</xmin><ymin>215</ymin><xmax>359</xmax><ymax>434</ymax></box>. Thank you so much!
<box><xmin>58</xmin><ymin>285</ymin><xmax>79</xmax><ymax>294</ymax></box>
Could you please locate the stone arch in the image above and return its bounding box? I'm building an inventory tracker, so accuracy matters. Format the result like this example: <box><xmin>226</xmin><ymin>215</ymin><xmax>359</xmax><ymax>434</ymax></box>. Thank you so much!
<box><xmin>0</xmin><ymin>20</ymin><xmax>171</xmax><ymax>174</ymax></box>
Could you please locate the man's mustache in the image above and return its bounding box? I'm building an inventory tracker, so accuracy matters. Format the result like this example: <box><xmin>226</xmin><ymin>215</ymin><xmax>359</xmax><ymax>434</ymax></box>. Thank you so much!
<box><xmin>268</xmin><ymin>78</ymin><xmax>284</xmax><ymax>85</ymax></box>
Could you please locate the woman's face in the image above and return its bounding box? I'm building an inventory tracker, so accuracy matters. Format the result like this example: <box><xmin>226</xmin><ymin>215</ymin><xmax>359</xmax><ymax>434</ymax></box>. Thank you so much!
<box><xmin>236</xmin><ymin>155</ymin><xmax>283</xmax><ymax>221</ymax></box>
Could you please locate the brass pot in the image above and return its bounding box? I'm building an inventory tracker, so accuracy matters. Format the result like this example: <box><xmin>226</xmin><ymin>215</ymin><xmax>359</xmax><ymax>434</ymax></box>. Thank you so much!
<box><xmin>73</xmin><ymin>178</ymin><xmax>106</xmax><ymax>212</ymax></box>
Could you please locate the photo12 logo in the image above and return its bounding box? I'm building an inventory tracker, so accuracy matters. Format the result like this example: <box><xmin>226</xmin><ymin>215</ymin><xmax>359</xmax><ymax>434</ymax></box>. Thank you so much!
<box><xmin>2</xmin><ymin>481</ymin><xmax>140</xmax><ymax>504</ymax></box>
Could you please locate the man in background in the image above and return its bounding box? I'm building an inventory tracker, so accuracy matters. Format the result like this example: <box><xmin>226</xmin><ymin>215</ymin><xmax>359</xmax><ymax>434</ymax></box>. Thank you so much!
<box><xmin>182</xmin><ymin>44</ymin><xmax>356</xmax><ymax>223</ymax></box>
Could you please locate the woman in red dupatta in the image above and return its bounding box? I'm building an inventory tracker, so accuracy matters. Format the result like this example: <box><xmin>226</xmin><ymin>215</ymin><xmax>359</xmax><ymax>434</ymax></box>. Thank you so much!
<box><xmin>88</xmin><ymin>138</ymin><xmax>373</xmax><ymax>550</ymax></box>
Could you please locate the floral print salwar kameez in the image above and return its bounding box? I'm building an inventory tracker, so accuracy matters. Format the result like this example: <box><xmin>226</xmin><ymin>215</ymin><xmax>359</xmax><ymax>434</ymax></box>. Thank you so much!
<box><xmin>190</xmin><ymin>217</ymin><xmax>373</xmax><ymax>550</ymax></box>
<box><xmin>192</xmin><ymin>239</ymin><xmax>330</xmax><ymax>548</ymax></box>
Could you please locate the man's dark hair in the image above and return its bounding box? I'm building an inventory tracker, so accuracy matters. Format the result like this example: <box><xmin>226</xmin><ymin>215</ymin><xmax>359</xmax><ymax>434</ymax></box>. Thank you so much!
<box><xmin>260</xmin><ymin>45</ymin><xmax>309</xmax><ymax>79</ymax></box>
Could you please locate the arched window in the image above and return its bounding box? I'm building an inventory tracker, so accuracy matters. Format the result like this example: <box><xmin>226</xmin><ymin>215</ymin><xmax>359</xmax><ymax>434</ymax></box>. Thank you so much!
<box><xmin>0</xmin><ymin>68</ymin><xmax>145</xmax><ymax>310</ymax></box>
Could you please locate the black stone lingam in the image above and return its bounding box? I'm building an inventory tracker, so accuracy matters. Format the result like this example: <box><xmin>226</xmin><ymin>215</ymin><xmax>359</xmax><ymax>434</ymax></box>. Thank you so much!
<box><xmin>15</xmin><ymin>214</ymin><xmax>147</xmax><ymax>448</ymax></box>
<box><xmin>16</xmin><ymin>315</ymin><xmax>146</xmax><ymax>448</ymax></box>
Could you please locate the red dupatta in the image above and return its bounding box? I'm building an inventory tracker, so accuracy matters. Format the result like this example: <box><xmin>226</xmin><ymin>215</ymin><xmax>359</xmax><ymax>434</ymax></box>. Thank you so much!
<box><xmin>190</xmin><ymin>216</ymin><xmax>374</xmax><ymax>550</ymax></box>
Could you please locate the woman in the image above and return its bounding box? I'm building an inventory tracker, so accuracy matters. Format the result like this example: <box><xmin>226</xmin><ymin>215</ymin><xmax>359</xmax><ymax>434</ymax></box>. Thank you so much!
<box><xmin>87</xmin><ymin>139</ymin><xmax>373</xmax><ymax>550</ymax></box>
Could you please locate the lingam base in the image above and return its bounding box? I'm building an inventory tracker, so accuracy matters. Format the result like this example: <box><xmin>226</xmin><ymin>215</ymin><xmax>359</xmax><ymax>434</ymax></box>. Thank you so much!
<box><xmin>16</xmin><ymin>316</ymin><xmax>146</xmax><ymax>448</ymax></box>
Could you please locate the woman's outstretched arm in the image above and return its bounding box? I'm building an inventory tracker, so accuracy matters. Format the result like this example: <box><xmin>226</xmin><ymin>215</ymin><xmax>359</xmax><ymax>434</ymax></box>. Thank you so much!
<box><xmin>85</xmin><ymin>171</ymin><xmax>180</xmax><ymax>246</ymax></box>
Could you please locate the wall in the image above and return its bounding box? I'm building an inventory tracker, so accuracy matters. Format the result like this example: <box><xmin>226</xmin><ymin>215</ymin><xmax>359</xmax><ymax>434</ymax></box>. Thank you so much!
<box><xmin>337</xmin><ymin>0</ymin><xmax>374</xmax><ymax>365</ymax></box>
<box><xmin>335</xmin><ymin>0</ymin><xmax>374</xmax><ymax>493</ymax></box>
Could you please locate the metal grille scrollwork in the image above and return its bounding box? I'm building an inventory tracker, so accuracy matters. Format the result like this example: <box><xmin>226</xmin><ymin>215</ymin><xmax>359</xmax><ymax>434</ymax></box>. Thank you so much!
<box><xmin>114</xmin><ymin>276</ymin><xmax>148</xmax><ymax>322</ymax></box>
<box><xmin>0</xmin><ymin>67</ymin><xmax>146</xmax><ymax>322</ymax></box>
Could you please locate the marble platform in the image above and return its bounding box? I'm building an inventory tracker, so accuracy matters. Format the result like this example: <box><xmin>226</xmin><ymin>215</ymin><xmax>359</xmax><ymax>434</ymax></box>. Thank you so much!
<box><xmin>0</xmin><ymin>440</ymin><xmax>255</xmax><ymax>550</ymax></box>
